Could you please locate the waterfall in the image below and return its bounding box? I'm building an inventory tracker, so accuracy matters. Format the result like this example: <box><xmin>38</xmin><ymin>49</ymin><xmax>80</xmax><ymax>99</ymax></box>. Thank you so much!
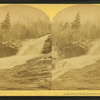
<box><xmin>88</xmin><ymin>40</ymin><xmax>100</xmax><ymax>55</ymax></box>
<box><xmin>0</xmin><ymin>35</ymin><xmax>48</xmax><ymax>69</ymax></box>
<box><xmin>17</xmin><ymin>35</ymin><xmax>48</xmax><ymax>55</ymax></box>
<box><xmin>52</xmin><ymin>40</ymin><xmax>100</xmax><ymax>81</ymax></box>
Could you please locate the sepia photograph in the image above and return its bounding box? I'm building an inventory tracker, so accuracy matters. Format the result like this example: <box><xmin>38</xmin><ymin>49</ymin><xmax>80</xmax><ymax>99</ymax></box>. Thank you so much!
<box><xmin>0</xmin><ymin>3</ymin><xmax>100</xmax><ymax>96</ymax></box>
<box><xmin>52</xmin><ymin>4</ymin><xmax>100</xmax><ymax>90</ymax></box>
<box><xmin>0</xmin><ymin>4</ymin><xmax>51</xmax><ymax>90</ymax></box>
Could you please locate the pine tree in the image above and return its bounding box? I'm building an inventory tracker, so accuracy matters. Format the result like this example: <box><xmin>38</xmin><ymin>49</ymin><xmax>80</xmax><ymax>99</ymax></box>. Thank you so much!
<box><xmin>1</xmin><ymin>12</ymin><xmax>10</xmax><ymax>32</ymax></box>
<box><xmin>71</xmin><ymin>12</ymin><xmax>81</xmax><ymax>31</ymax></box>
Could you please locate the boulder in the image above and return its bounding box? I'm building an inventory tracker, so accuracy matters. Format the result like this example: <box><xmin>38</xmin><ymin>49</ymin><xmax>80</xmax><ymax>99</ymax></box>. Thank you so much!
<box><xmin>42</xmin><ymin>35</ymin><xmax>52</xmax><ymax>54</ymax></box>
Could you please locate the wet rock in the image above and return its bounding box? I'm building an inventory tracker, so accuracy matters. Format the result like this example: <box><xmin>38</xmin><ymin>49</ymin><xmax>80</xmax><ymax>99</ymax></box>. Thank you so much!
<box><xmin>0</xmin><ymin>42</ymin><xmax>18</xmax><ymax>58</ymax></box>
<box><xmin>0</xmin><ymin>54</ymin><xmax>52</xmax><ymax>90</ymax></box>
<box><xmin>42</xmin><ymin>35</ymin><xmax>52</xmax><ymax>54</ymax></box>
<box><xmin>52</xmin><ymin>60</ymin><xmax>100</xmax><ymax>90</ymax></box>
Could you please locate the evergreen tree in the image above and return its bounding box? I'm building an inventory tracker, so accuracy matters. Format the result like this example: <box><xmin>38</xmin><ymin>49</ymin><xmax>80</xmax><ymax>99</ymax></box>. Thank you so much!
<box><xmin>71</xmin><ymin>12</ymin><xmax>81</xmax><ymax>31</ymax></box>
<box><xmin>1</xmin><ymin>12</ymin><xmax>10</xmax><ymax>32</ymax></box>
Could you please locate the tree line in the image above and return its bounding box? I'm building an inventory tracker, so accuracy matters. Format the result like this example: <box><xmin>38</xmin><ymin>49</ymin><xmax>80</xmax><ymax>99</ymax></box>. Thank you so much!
<box><xmin>52</xmin><ymin>12</ymin><xmax>100</xmax><ymax>58</ymax></box>
<box><xmin>0</xmin><ymin>13</ymin><xmax>51</xmax><ymax>42</ymax></box>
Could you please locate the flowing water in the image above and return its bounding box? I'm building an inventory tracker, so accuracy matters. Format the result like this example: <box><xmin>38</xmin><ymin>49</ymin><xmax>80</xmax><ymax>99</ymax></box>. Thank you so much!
<box><xmin>52</xmin><ymin>40</ymin><xmax>100</xmax><ymax>81</ymax></box>
<box><xmin>17</xmin><ymin>35</ymin><xmax>48</xmax><ymax>55</ymax></box>
<box><xmin>0</xmin><ymin>35</ymin><xmax>48</xmax><ymax>69</ymax></box>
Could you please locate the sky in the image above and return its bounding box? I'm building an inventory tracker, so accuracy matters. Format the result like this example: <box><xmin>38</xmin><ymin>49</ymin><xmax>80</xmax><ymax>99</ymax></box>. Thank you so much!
<box><xmin>0</xmin><ymin>4</ymin><xmax>99</xmax><ymax>21</ymax></box>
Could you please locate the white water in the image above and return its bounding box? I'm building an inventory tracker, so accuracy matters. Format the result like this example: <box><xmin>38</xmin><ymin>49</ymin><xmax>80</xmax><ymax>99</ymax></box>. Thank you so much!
<box><xmin>17</xmin><ymin>35</ymin><xmax>48</xmax><ymax>55</ymax></box>
<box><xmin>52</xmin><ymin>40</ymin><xmax>100</xmax><ymax>81</ymax></box>
<box><xmin>88</xmin><ymin>40</ymin><xmax>100</xmax><ymax>55</ymax></box>
<box><xmin>0</xmin><ymin>35</ymin><xmax>48</xmax><ymax>69</ymax></box>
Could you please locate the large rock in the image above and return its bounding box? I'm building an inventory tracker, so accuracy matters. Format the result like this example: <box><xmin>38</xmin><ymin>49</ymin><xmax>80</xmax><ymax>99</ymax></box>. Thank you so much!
<box><xmin>0</xmin><ymin>43</ymin><xmax>18</xmax><ymax>58</ymax></box>
<box><xmin>42</xmin><ymin>35</ymin><xmax>52</xmax><ymax>54</ymax></box>
<box><xmin>0</xmin><ymin>54</ymin><xmax>52</xmax><ymax>90</ymax></box>
<box><xmin>52</xmin><ymin>60</ymin><xmax>100</xmax><ymax>90</ymax></box>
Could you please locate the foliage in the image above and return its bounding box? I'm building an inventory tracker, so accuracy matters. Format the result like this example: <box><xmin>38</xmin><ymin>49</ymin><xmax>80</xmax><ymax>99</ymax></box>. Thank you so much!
<box><xmin>0</xmin><ymin>13</ymin><xmax>51</xmax><ymax>42</ymax></box>
<box><xmin>1</xmin><ymin>13</ymin><xmax>10</xmax><ymax>32</ymax></box>
<box><xmin>71</xmin><ymin>12</ymin><xmax>81</xmax><ymax>31</ymax></box>
<box><xmin>52</xmin><ymin>12</ymin><xmax>100</xmax><ymax>58</ymax></box>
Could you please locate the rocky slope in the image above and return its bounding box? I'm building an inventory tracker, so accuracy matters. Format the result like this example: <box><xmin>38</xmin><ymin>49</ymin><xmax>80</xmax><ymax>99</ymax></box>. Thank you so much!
<box><xmin>0</xmin><ymin>53</ymin><xmax>52</xmax><ymax>90</ymax></box>
<box><xmin>52</xmin><ymin>60</ymin><xmax>100</xmax><ymax>90</ymax></box>
<box><xmin>0</xmin><ymin>35</ymin><xmax>52</xmax><ymax>90</ymax></box>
